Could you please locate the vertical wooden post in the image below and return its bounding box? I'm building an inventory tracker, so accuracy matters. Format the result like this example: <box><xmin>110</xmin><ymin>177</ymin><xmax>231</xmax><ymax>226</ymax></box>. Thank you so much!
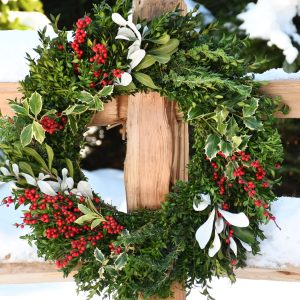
<box><xmin>124</xmin><ymin>1</ymin><xmax>188</xmax><ymax>299</ymax></box>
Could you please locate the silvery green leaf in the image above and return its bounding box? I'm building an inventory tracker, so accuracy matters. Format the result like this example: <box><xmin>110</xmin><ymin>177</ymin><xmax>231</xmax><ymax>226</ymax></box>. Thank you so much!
<box><xmin>66</xmin><ymin>177</ymin><xmax>74</xmax><ymax>189</ymax></box>
<box><xmin>47</xmin><ymin>181</ymin><xmax>60</xmax><ymax>192</ymax></box>
<box><xmin>195</xmin><ymin>208</ymin><xmax>215</xmax><ymax>249</ymax></box>
<box><xmin>0</xmin><ymin>167</ymin><xmax>11</xmax><ymax>176</ymax></box>
<box><xmin>193</xmin><ymin>193</ymin><xmax>211</xmax><ymax>211</ymax></box>
<box><xmin>12</xmin><ymin>164</ymin><xmax>19</xmax><ymax>178</ymax></box>
<box><xmin>208</xmin><ymin>230</ymin><xmax>221</xmax><ymax>257</ymax></box>
<box><xmin>127</xmin><ymin>21</ymin><xmax>142</xmax><ymax>42</ymax></box>
<box><xmin>20</xmin><ymin>173</ymin><xmax>37</xmax><ymax>186</ymax></box>
<box><xmin>218</xmin><ymin>209</ymin><xmax>249</xmax><ymax>227</ymax></box>
<box><xmin>128</xmin><ymin>40</ymin><xmax>141</xmax><ymax>58</ymax></box>
<box><xmin>117</xmin><ymin>27</ymin><xmax>136</xmax><ymax>40</ymax></box>
<box><xmin>38</xmin><ymin>173</ymin><xmax>50</xmax><ymax>181</ymax></box>
<box><xmin>130</xmin><ymin>49</ymin><xmax>146</xmax><ymax>69</ymax></box>
<box><xmin>239</xmin><ymin>240</ymin><xmax>252</xmax><ymax>252</ymax></box>
<box><xmin>77</xmin><ymin>181</ymin><xmax>93</xmax><ymax>198</ymax></box>
<box><xmin>37</xmin><ymin>180</ymin><xmax>57</xmax><ymax>196</ymax></box>
<box><xmin>115</xmin><ymin>34</ymin><xmax>130</xmax><ymax>41</ymax></box>
<box><xmin>229</xmin><ymin>237</ymin><xmax>238</xmax><ymax>256</ymax></box>
<box><xmin>112</xmin><ymin>13</ymin><xmax>127</xmax><ymax>26</ymax></box>
<box><xmin>215</xmin><ymin>217</ymin><xmax>224</xmax><ymax>234</ymax></box>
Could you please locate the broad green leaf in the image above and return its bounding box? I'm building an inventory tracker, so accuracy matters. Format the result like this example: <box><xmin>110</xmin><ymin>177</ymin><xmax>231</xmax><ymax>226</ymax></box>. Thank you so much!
<box><xmin>75</xmin><ymin>214</ymin><xmax>96</xmax><ymax>225</ymax></box>
<box><xmin>225</xmin><ymin>161</ymin><xmax>235</xmax><ymax>180</ymax></box>
<box><xmin>23</xmin><ymin>147</ymin><xmax>48</xmax><ymax>171</ymax></box>
<box><xmin>32</xmin><ymin>121</ymin><xmax>45</xmax><ymax>144</ymax></box>
<box><xmin>78</xmin><ymin>204</ymin><xmax>93</xmax><ymax>215</ymax></box>
<box><xmin>148</xmin><ymin>39</ymin><xmax>179</xmax><ymax>55</ymax></box>
<box><xmin>91</xmin><ymin>218</ymin><xmax>102</xmax><ymax>229</ymax></box>
<box><xmin>133</xmin><ymin>72</ymin><xmax>159</xmax><ymax>89</ymax></box>
<box><xmin>242</xmin><ymin>98</ymin><xmax>259</xmax><ymax>117</ymax></box>
<box><xmin>78</xmin><ymin>91</ymin><xmax>94</xmax><ymax>104</ymax></box>
<box><xmin>151</xmin><ymin>33</ymin><xmax>170</xmax><ymax>44</ymax></box>
<box><xmin>29</xmin><ymin>92</ymin><xmax>43</xmax><ymax>116</ymax></box>
<box><xmin>115</xmin><ymin>81</ymin><xmax>137</xmax><ymax>92</ymax></box>
<box><xmin>232</xmin><ymin>226</ymin><xmax>255</xmax><ymax>245</ymax></box>
<box><xmin>135</xmin><ymin>55</ymin><xmax>156</xmax><ymax>71</ymax></box>
<box><xmin>187</xmin><ymin>106</ymin><xmax>203</xmax><ymax>120</ymax></box>
<box><xmin>204</xmin><ymin>134</ymin><xmax>220</xmax><ymax>159</ymax></box>
<box><xmin>20</xmin><ymin>124</ymin><xmax>33</xmax><ymax>147</ymax></box>
<box><xmin>98</xmin><ymin>85</ymin><xmax>114</xmax><ymax>98</ymax></box>
<box><xmin>94</xmin><ymin>248</ymin><xmax>105</xmax><ymax>263</ymax></box>
<box><xmin>114</xmin><ymin>252</ymin><xmax>128</xmax><ymax>270</ymax></box>
<box><xmin>152</xmin><ymin>54</ymin><xmax>171</xmax><ymax>64</ymax></box>
<box><xmin>93</xmin><ymin>95</ymin><xmax>104</xmax><ymax>111</ymax></box>
<box><xmin>65</xmin><ymin>158</ymin><xmax>74</xmax><ymax>178</ymax></box>
<box><xmin>45</xmin><ymin>144</ymin><xmax>54</xmax><ymax>170</ymax></box>
<box><xmin>227</xmin><ymin>117</ymin><xmax>239</xmax><ymax>138</ymax></box>
<box><xmin>68</xmin><ymin>115</ymin><xmax>78</xmax><ymax>134</ymax></box>
<box><xmin>19</xmin><ymin>161</ymin><xmax>35</xmax><ymax>177</ymax></box>
<box><xmin>219</xmin><ymin>140</ymin><xmax>232</xmax><ymax>157</ymax></box>
<box><xmin>232</xmin><ymin>136</ymin><xmax>242</xmax><ymax>149</ymax></box>
<box><xmin>243</xmin><ymin>116</ymin><xmax>262</xmax><ymax>130</ymax></box>
<box><xmin>64</xmin><ymin>105</ymin><xmax>88</xmax><ymax>115</ymax></box>
<box><xmin>10</xmin><ymin>103</ymin><xmax>29</xmax><ymax>116</ymax></box>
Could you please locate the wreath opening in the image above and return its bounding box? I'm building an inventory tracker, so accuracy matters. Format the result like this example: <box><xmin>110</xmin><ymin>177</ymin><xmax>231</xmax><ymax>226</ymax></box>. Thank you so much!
<box><xmin>0</xmin><ymin>0</ymin><xmax>285</xmax><ymax>299</ymax></box>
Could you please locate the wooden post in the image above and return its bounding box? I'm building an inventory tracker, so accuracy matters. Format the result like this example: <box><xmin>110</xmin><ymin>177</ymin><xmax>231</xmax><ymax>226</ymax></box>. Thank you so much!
<box><xmin>124</xmin><ymin>1</ymin><xmax>188</xmax><ymax>299</ymax></box>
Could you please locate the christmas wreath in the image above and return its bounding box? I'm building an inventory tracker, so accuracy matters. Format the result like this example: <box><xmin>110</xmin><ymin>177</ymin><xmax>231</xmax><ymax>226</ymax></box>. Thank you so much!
<box><xmin>0</xmin><ymin>0</ymin><xmax>285</xmax><ymax>299</ymax></box>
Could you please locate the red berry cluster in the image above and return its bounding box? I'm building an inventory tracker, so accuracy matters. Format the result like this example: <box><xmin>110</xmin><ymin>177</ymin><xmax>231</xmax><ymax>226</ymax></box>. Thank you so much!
<box><xmin>71</xmin><ymin>16</ymin><xmax>92</xmax><ymax>59</ymax></box>
<box><xmin>90</xmin><ymin>44</ymin><xmax>108</xmax><ymax>65</ymax></box>
<box><xmin>109</xmin><ymin>243</ymin><xmax>122</xmax><ymax>255</ymax></box>
<box><xmin>112</xmin><ymin>69</ymin><xmax>123</xmax><ymax>79</ymax></box>
<box><xmin>2</xmin><ymin>188</ymin><xmax>125</xmax><ymax>269</ymax></box>
<box><xmin>208</xmin><ymin>151</ymin><xmax>279</xmax><ymax>222</ymax></box>
<box><xmin>40</xmin><ymin>115</ymin><xmax>67</xmax><ymax>135</ymax></box>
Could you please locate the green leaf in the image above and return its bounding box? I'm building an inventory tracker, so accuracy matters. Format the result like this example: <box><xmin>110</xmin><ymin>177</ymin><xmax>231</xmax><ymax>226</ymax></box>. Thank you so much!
<box><xmin>19</xmin><ymin>162</ymin><xmax>35</xmax><ymax>177</ymax></box>
<box><xmin>45</xmin><ymin>144</ymin><xmax>54</xmax><ymax>170</ymax></box>
<box><xmin>20</xmin><ymin>124</ymin><xmax>33</xmax><ymax>147</ymax></box>
<box><xmin>151</xmin><ymin>33</ymin><xmax>170</xmax><ymax>44</ymax></box>
<box><xmin>91</xmin><ymin>218</ymin><xmax>102</xmax><ymax>229</ymax></box>
<box><xmin>227</xmin><ymin>117</ymin><xmax>239</xmax><ymax>138</ymax></box>
<box><xmin>98</xmin><ymin>85</ymin><xmax>114</xmax><ymax>98</ymax></box>
<box><xmin>115</xmin><ymin>81</ymin><xmax>136</xmax><ymax>92</ymax></box>
<box><xmin>68</xmin><ymin>115</ymin><xmax>78</xmax><ymax>134</ymax></box>
<box><xmin>65</xmin><ymin>158</ymin><xmax>74</xmax><ymax>178</ymax></box>
<box><xmin>10</xmin><ymin>103</ymin><xmax>29</xmax><ymax>116</ymax></box>
<box><xmin>94</xmin><ymin>248</ymin><xmax>105</xmax><ymax>263</ymax></box>
<box><xmin>32</xmin><ymin>121</ymin><xmax>45</xmax><ymax>144</ymax></box>
<box><xmin>242</xmin><ymin>98</ymin><xmax>259</xmax><ymax>117</ymax></box>
<box><xmin>232</xmin><ymin>136</ymin><xmax>242</xmax><ymax>149</ymax></box>
<box><xmin>243</xmin><ymin>116</ymin><xmax>262</xmax><ymax>130</ymax></box>
<box><xmin>212</xmin><ymin>109</ymin><xmax>229</xmax><ymax>124</ymax></box>
<box><xmin>133</xmin><ymin>72</ymin><xmax>159</xmax><ymax>90</ymax></box>
<box><xmin>225</xmin><ymin>161</ymin><xmax>235</xmax><ymax>180</ymax></box>
<box><xmin>148</xmin><ymin>39</ymin><xmax>179</xmax><ymax>55</ymax></box>
<box><xmin>152</xmin><ymin>54</ymin><xmax>171</xmax><ymax>64</ymax></box>
<box><xmin>75</xmin><ymin>214</ymin><xmax>96</xmax><ymax>225</ymax></box>
<box><xmin>205</xmin><ymin>134</ymin><xmax>220</xmax><ymax>159</ymax></box>
<box><xmin>78</xmin><ymin>91</ymin><xmax>94</xmax><ymax>104</ymax></box>
<box><xmin>219</xmin><ymin>140</ymin><xmax>232</xmax><ymax>157</ymax></box>
<box><xmin>114</xmin><ymin>252</ymin><xmax>128</xmax><ymax>270</ymax></box>
<box><xmin>232</xmin><ymin>226</ymin><xmax>255</xmax><ymax>245</ymax></box>
<box><xmin>23</xmin><ymin>147</ymin><xmax>48</xmax><ymax>171</ymax></box>
<box><xmin>78</xmin><ymin>204</ymin><xmax>93</xmax><ymax>215</ymax></box>
<box><xmin>93</xmin><ymin>95</ymin><xmax>104</xmax><ymax>111</ymax></box>
<box><xmin>239</xmin><ymin>135</ymin><xmax>252</xmax><ymax>150</ymax></box>
<box><xmin>64</xmin><ymin>105</ymin><xmax>88</xmax><ymax>115</ymax></box>
<box><xmin>135</xmin><ymin>55</ymin><xmax>156</xmax><ymax>71</ymax></box>
<box><xmin>29</xmin><ymin>92</ymin><xmax>43</xmax><ymax>117</ymax></box>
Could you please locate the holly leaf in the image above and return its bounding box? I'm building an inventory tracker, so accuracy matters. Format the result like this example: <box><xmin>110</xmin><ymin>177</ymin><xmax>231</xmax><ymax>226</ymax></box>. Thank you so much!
<box><xmin>243</xmin><ymin>116</ymin><xmax>262</xmax><ymax>131</ymax></box>
<box><xmin>29</xmin><ymin>92</ymin><xmax>43</xmax><ymax>117</ymax></box>
<box><xmin>232</xmin><ymin>136</ymin><xmax>242</xmax><ymax>149</ymax></box>
<box><xmin>68</xmin><ymin>115</ymin><xmax>78</xmax><ymax>134</ymax></box>
<box><xmin>205</xmin><ymin>134</ymin><xmax>220</xmax><ymax>159</ymax></box>
<box><xmin>94</xmin><ymin>248</ymin><xmax>105</xmax><ymax>263</ymax></box>
<box><xmin>32</xmin><ymin>121</ymin><xmax>45</xmax><ymax>144</ymax></box>
<box><xmin>10</xmin><ymin>103</ymin><xmax>29</xmax><ymax>116</ymax></box>
<box><xmin>93</xmin><ymin>95</ymin><xmax>104</xmax><ymax>111</ymax></box>
<box><xmin>243</xmin><ymin>98</ymin><xmax>259</xmax><ymax>118</ymax></box>
<box><xmin>239</xmin><ymin>135</ymin><xmax>252</xmax><ymax>150</ymax></box>
<box><xmin>20</xmin><ymin>124</ymin><xmax>33</xmax><ymax>147</ymax></box>
<box><xmin>98</xmin><ymin>85</ymin><xmax>114</xmax><ymax>98</ymax></box>
<box><xmin>227</xmin><ymin>117</ymin><xmax>239</xmax><ymax>138</ymax></box>
<box><xmin>219</xmin><ymin>140</ymin><xmax>232</xmax><ymax>157</ymax></box>
<box><xmin>78</xmin><ymin>91</ymin><xmax>94</xmax><ymax>104</ymax></box>
<box><xmin>114</xmin><ymin>252</ymin><xmax>128</xmax><ymax>270</ymax></box>
<box><xmin>225</xmin><ymin>161</ymin><xmax>235</xmax><ymax>180</ymax></box>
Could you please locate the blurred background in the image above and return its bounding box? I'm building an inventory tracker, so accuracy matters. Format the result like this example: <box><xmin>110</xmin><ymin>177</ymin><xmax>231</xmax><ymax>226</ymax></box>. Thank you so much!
<box><xmin>1</xmin><ymin>0</ymin><xmax>300</xmax><ymax>196</ymax></box>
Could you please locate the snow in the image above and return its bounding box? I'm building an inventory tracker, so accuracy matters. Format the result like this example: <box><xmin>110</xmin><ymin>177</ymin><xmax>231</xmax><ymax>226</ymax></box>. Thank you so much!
<box><xmin>238</xmin><ymin>0</ymin><xmax>300</xmax><ymax>64</ymax></box>
<box><xmin>1</xmin><ymin>278</ymin><xmax>300</xmax><ymax>300</ymax></box>
<box><xmin>253</xmin><ymin>68</ymin><xmax>300</xmax><ymax>80</ymax></box>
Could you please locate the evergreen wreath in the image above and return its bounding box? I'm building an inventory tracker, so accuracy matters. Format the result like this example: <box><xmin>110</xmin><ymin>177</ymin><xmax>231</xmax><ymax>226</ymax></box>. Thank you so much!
<box><xmin>0</xmin><ymin>0</ymin><xmax>285</xmax><ymax>299</ymax></box>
